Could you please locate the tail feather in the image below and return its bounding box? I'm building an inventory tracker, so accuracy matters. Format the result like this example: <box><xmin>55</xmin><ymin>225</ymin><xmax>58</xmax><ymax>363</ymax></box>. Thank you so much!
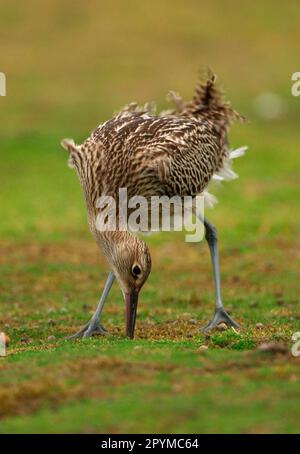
<box><xmin>166</xmin><ymin>73</ymin><xmax>245</xmax><ymax>131</ymax></box>
<box><xmin>61</xmin><ymin>138</ymin><xmax>79</xmax><ymax>169</ymax></box>
<box><xmin>212</xmin><ymin>145</ymin><xmax>248</xmax><ymax>182</ymax></box>
<box><xmin>182</xmin><ymin>74</ymin><xmax>245</xmax><ymax>127</ymax></box>
<box><xmin>212</xmin><ymin>166</ymin><xmax>238</xmax><ymax>182</ymax></box>
<box><xmin>61</xmin><ymin>138</ymin><xmax>77</xmax><ymax>152</ymax></box>
<box><xmin>208</xmin><ymin>144</ymin><xmax>248</xmax><ymax>204</ymax></box>
<box><xmin>229</xmin><ymin>146</ymin><xmax>248</xmax><ymax>160</ymax></box>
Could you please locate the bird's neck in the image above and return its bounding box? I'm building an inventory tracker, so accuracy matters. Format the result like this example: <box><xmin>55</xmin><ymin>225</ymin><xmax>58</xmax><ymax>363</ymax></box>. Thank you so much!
<box><xmin>94</xmin><ymin>230</ymin><xmax>134</xmax><ymax>259</ymax></box>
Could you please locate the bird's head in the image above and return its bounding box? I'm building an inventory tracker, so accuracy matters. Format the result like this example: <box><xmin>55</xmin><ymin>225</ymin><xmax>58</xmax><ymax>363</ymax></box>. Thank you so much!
<box><xmin>103</xmin><ymin>233</ymin><xmax>151</xmax><ymax>339</ymax></box>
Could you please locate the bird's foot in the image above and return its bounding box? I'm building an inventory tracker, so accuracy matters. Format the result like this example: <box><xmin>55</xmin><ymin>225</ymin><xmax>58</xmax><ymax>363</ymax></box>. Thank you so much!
<box><xmin>201</xmin><ymin>307</ymin><xmax>240</xmax><ymax>333</ymax></box>
<box><xmin>67</xmin><ymin>320</ymin><xmax>109</xmax><ymax>340</ymax></box>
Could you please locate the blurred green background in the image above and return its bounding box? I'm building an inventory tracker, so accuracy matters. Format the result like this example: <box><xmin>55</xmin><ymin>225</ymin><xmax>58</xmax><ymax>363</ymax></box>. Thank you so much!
<box><xmin>0</xmin><ymin>0</ymin><xmax>299</xmax><ymax>434</ymax></box>
<box><xmin>0</xmin><ymin>0</ymin><xmax>300</xmax><ymax>240</ymax></box>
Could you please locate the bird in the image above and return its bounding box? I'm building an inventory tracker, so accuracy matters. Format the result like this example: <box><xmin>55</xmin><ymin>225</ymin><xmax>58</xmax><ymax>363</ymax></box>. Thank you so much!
<box><xmin>61</xmin><ymin>73</ymin><xmax>247</xmax><ymax>339</ymax></box>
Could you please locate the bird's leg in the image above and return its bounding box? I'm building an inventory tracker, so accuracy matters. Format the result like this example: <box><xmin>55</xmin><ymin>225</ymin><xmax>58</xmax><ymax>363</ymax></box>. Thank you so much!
<box><xmin>198</xmin><ymin>216</ymin><xmax>240</xmax><ymax>332</ymax></box>
<box><xmin>67</xmin><ymin>272</ymin><xmax>115</xmax><ymax>339</ymax></box>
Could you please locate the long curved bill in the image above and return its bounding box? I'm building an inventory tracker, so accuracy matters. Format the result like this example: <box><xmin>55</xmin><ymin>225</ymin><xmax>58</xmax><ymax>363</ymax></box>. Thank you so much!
<box><xmin>125</xmin><ymin>290</ymin><xmax>139</xmax><ymax>339</ymax></box>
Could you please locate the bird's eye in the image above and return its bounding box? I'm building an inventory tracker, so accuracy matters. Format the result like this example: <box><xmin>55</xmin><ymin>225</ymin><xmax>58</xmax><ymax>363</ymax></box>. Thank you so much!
<box><xmin>132</xmin><ymin>265</ymin><xmax>141</xmax><ymax>277</ymax></box>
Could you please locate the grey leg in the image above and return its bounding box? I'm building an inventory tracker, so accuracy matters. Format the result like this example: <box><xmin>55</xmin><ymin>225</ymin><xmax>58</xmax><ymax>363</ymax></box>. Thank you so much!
<box><xmin>67</xmin><ymin>272</ymin><xmax>115</xmax><ymax>339</ymax></box>
<box><xmin>198</xmin><ymin>216</ymin><xmax>240</xmax><ymax>332</ymax></box>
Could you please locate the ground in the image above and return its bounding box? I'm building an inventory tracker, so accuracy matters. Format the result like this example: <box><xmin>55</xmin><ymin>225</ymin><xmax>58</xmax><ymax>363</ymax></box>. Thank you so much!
<box><xmin>0</xmin><ymin>0</ymin><xmax>300</xmax><ymax>434</ymax></box>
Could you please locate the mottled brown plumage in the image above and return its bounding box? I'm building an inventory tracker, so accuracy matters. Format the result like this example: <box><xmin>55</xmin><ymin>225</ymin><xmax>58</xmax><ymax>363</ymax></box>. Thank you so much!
<box><xmin>62</xmin><ymin>74</ymin><xmax>246</xmax><ymax>338</ymax></box>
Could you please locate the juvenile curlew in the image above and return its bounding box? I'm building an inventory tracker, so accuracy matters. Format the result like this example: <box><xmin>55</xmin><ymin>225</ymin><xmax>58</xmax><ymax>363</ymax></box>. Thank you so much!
<box><xmin>61</xmin><ymin>74</ymin><xmax>247</xmax><ymax>339</ymax></box>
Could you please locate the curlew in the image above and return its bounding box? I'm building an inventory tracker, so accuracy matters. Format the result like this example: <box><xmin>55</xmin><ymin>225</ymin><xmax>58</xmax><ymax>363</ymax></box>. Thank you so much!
<box><xmin>61</xmin><ymin>74</ymin><xmax>247</xmax><ymax>339</ymax></box>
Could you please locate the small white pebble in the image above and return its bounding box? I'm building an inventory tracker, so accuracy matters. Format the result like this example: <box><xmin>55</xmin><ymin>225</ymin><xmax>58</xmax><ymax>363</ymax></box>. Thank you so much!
<box><xmin>256</xmin><ymin>322</ymin><xmax>264</xmax><ymax>329</ymax></box>
<box><xmin>217</xmin><ymin>322</ymin><xmax>228</xmax><ymax>331</ymax></box>
<box><xmin>199</xmin><ymin>345</ymin><xmax>209</xmax><ymax>351</ymax></box>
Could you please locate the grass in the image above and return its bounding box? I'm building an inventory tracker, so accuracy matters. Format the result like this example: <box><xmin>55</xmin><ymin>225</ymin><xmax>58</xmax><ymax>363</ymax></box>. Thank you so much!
<box><xmin>0</xmin><ymin>0</ymin><xmax>300</xmax><ymax>434</ymax></box>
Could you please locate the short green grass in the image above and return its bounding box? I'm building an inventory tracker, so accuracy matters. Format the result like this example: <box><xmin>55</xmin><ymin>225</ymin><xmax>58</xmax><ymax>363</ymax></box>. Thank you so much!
<box><xmin>0</xmin><ymin>0</ymin><xmax>300</xmax><ymax>434</ymax></box>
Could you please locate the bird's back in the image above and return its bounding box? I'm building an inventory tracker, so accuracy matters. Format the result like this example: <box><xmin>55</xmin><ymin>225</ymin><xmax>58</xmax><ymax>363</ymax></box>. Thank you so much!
<box><xmin>82</xmin><ymin>112</ymin><xmax>223</xmax><ymax>200</ymax></box>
